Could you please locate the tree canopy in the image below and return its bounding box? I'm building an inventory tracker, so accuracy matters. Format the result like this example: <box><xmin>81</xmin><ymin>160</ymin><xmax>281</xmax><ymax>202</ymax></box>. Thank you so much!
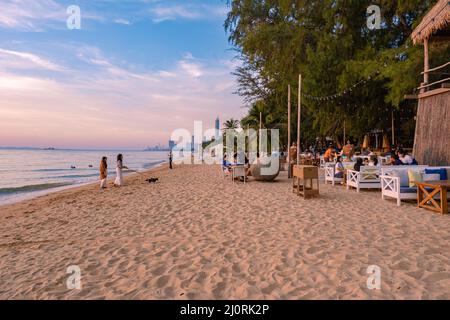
<box><xmin>225</xmin><ymin>0</ymin><xmax>450</xmax><ymax>149</ymax></box>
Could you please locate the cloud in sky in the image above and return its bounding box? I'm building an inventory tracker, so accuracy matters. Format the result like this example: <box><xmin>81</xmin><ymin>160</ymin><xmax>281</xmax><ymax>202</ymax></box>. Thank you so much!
<box><xmin>0</xmin><ymin>1</ymin><xmax>242</xmax><ymax>148</ymax></box>
<box><xmin>149</xmin><ymin>3</ymin><xmax>229</xmax><ymax>23</ymax></box>
<box><xmin>0</xmin><ymin>47</ymin><xmax>243</xmax><ymax>149</ymax></box>
<box><xmin>114</xmin><ymin>18</ymin><xmax>131</xmax><ymax>25</ymax></box>
<box><xmin>0</xmin><ymin>0</ymin><xmax>64</xmax><ymax>31</ymax></box>
<box><xmin>0</xmin><ymin>0</ymin><xmax>229</xmax><ymax>30</ymax></box>
<box><xmin>0</xmin><ymin>48</ymin><xmax>64</xmax><ymax>71</ymax></box>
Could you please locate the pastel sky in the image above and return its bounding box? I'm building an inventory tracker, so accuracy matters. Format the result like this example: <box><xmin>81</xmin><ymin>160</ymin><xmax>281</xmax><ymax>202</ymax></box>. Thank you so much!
<box><xmin>0</xmin><ymin>0</ymin><xmax>245</xmax><ymax>149</ymax></box>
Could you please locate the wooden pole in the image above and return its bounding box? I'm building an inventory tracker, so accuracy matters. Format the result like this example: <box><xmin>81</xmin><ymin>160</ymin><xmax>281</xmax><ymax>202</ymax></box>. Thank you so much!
<box><xmin>421</xmin><ymin>37</ymin><xmax>430</xmax><ymax>94</ymax></box>
<box><xmin>297</xmin><ymin>74</ymin><xmax>302</xmax><ymax>165</ymax></box>
<box><xmin>343</xmin><ymin>120</ymin><xmax>346</xmax><ymax>146</ymax></box>
<box><xmin>287</xmin><ymin>84</ymin><xmax>291</xmax><ymax>178</ymax></box>
<box><xmin>391</xmin><ymin>110</ymin><xmax>395</xmax><ymax>147</ymax></box>
<box><xmin>259</xmin><ymin>112</ymin><xmax>262</xmax><ymax>154</ymax></box>
<box><xmin>424</xmin><ymin>38</ymin><xmax>429</xmax><ymax>85</ymax></box>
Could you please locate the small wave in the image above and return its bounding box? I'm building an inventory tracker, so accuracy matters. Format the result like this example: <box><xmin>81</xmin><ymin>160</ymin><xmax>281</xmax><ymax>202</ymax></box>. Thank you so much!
<box><xmin>51</xmin><ymin>173</ymin><xmax>99</xmax><ymax>179</ymax></box>
<box><xmin>0</xmin><ymin>182</ymin><xmax>73</xmax><ymax>195</ymax></box>
<box><xmin>32</xmin><ymin>168</ymin><xmax>90</xmax><ymax>172</ymax></box>
<box><xmin>142</xmin><ymin>160</ymin><xmax>165</xmax><ymax>169</ymax></box>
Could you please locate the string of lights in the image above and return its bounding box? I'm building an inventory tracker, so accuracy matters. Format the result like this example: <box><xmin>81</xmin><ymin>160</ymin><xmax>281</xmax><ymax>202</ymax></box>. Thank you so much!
<box><xmin>302</xmin><ymin>68</ymin><xmax>383</xmax><ymax>102</ymax></box>
<box><xmin>299</xmin><ymin>45</ymin><xmax>410</xmax><ymax>102</ymax></box>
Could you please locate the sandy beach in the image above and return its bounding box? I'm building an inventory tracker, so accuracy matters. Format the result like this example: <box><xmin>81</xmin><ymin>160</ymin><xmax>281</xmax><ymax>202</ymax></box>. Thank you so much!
<box><xmin>1</xmin><ymin>164</ymin><xmax>450</xmax><ymax>300</ymax></box>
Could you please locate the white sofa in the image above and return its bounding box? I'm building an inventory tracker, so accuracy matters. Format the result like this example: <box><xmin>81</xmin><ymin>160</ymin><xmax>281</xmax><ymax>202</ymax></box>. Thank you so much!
<box><xmin>380</xmin><ymin>166</ymin><xmax>433</xmax><ymax>206</ymax></box>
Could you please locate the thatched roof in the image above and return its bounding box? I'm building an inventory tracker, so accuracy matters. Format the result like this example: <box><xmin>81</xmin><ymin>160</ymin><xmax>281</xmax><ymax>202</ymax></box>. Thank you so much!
<box><xmin>411</xmin><ymin>0</ymin><xmax>450</xmax><ymax>44</ymax></box>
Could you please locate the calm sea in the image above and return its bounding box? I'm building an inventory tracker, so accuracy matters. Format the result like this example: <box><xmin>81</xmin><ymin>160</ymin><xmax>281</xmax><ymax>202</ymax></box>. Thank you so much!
<box><xmin>0</xmin><ymin>149</ymin><xmax>168</xmax><ymax>205</ymax></box>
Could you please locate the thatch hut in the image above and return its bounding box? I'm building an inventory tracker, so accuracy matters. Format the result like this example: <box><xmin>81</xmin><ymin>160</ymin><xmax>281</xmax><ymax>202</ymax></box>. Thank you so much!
<box><xmin>411</xmin><ymin>0</ymin><xmax>450</xmax><ymax>166</ymax></box>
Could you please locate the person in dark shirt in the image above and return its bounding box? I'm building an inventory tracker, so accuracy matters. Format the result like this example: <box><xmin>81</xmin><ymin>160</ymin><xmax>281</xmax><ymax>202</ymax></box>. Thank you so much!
<box><xmin>354</xmin><ymin>158</ymin><xmax>363</xmax><ymax>172</ymax></box>
<box><xmin>390</xmin><ymin>154</ymin><xmax>403</xmax><ymax>166</ymax></box>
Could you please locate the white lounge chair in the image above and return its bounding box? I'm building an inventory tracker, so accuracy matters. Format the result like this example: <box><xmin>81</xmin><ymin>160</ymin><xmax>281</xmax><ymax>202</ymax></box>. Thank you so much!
<box><xmin>324</xmin><ymin>162</ymin><xmax>355</xmax><ymax>186</ymax></box>
<box><xmin>346</xmin><ymin>166</ymin><xmax>382</xmax><ymax>192</ymax></box>
<box><xmin>380</xmin><ymin>166</ymin><xmax>430</xmax><ymax>206</ymax></box>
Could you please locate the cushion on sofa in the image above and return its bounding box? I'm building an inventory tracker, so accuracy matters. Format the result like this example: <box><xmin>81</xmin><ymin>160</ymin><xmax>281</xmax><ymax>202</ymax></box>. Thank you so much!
<box><xmin>389</xmin><ymin>170</ymin><xmax>410</xmax><ymax>187</ymax></box>
<box><xmin>425</xmin><ymin>168</ymin><xmax>448</xmax><ymax>181</ymax></box>
<box><xmin>400</xmin><ymin>186</ymin><xmax>418</xmax><ymax>194</ymax></box>
<box><xmin>423</xmin><ymin>173</ymin><xmax>441</xmax><ymax>182</ymax></box>
<box><xmin>408</xmin><ymin>170</ymin><xmax>423</xmax><ymax>188</ymax></box>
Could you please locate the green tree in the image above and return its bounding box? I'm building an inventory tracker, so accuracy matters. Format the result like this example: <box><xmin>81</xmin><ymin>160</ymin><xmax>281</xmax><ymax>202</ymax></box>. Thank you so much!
<box><xmin>225</xmin><ymin>0</ymin><xmax>449</xmax><ymax>148</ymax></box>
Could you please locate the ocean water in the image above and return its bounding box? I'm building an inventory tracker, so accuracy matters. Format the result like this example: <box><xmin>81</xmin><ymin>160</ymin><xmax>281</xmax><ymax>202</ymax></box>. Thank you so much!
<box><xmin>0</xmin><ymin>149</ymin><xmax>168</xmax><ymax>205</ymax></box>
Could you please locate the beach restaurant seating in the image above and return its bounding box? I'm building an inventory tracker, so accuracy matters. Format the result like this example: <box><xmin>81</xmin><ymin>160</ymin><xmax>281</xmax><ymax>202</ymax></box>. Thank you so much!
<box><xmin>346</xmin><ymin>166</ymin><xmax>382</xmax><ymax>193</ymax></box>
<box><xmin>324</xmin><ymin>162</ymin><xmax>355</xmax><ymax>186</ymax></box>
<box><xmin>380</xmin><ymin>166</ymin><xmax>433</xmax><ymax>206</ymax></box>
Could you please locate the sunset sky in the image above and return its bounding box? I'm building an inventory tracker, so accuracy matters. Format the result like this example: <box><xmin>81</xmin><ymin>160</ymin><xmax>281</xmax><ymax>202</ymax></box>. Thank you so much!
<box><xmin>0</xmin><ymin>0</ymin><xmax>244</xmax><ymax>149</ymax></box>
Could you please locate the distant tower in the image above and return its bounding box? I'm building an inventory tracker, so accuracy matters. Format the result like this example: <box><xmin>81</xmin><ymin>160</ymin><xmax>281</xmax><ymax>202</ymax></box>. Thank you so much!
<box><xmin>215</xmin><ymin>116</ymin><xmax>220</xmax><ymax>139</ymax></box>
<box><xmin>168</xmin><ymin>140</ymin><xmax>175</xmax><ymax>151</ymax></box>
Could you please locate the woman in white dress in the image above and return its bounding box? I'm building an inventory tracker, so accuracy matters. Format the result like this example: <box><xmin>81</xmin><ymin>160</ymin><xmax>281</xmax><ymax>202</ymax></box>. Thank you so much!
<box><xmin>114</xmin><ymin>154</ymin><xmax>128</xmax><ymax>187</ymax></box>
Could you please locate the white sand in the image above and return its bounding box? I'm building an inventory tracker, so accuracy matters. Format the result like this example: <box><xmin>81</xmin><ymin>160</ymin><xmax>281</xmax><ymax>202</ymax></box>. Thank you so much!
<box><xmin>1</xmin><ymin>164</ymin><xmax>450</xmax><ymax>299</ymax></box>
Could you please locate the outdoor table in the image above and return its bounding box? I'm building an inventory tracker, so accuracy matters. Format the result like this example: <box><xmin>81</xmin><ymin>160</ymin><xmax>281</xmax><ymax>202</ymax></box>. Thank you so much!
<box><xmin>231</xmin><ymin>164</ymin><xmax>247</xmax><ymax>184</ymax></box>
<box><xmin>414</xmin><ymin>180</ymin><xmax>449</xmax><ymax>215</ymax></box>
<box><xmin>292</xmin><ymin>165</ymin><xmax>319</xmax><ymax>199</ymax></box>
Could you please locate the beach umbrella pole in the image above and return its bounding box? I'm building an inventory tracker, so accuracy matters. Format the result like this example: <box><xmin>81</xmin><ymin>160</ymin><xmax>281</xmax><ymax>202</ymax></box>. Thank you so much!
<box><xmin>297</xmin><ymin>74</ymin><xmax>302</xmax><ymax>165</ymax></box>
<box><xmin>288</xmin><ymin>84</ymin><xmax>291</xmax><ymax>178</ymax></box>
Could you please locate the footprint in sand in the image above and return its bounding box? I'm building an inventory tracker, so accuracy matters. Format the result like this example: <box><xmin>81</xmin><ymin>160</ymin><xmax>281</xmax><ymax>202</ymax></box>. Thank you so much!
<box><xmin>156</xmin><ymin>275</ymin><xmax>170</xmax><ymax>288</ymax></box>
<box><xmin>306</xmin><ymin>246</ymin><xmax>321</xmax><ymax>254</ymax></box>
<box><xmin>151</xmin><ymin>265</ymin><xmax>166</xmax><ymax>277</ymax></box>
<box><xmin>212</xmin><ymin>281</ymin><xmax>227</xmax><ymax>298</ymax></box>
<box><xmin>195</xmin><ymin>272</ymin><xmax>208</xmax><ymax>284</ymax></box>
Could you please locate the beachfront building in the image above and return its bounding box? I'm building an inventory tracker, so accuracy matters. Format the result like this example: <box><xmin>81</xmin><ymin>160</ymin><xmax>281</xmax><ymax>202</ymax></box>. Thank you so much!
<box><xmin>411</xmin><ymin>0</ymin><xmax>450</xmax><ymax>166</ymax></box>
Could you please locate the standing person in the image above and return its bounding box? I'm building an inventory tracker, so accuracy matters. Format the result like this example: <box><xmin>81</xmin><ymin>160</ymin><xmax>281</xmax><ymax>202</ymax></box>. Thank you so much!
<box><xmin>288</xmin><ymin>142</ymin><xmax>298</xmax><ymax>178</ymax></box>
<box><xmin>169</xmin><ymin>151</ymin><xmax>173</xmax><ymax>170</ymax></box>
<box><xmin>114</xmin><ymin>154</ymin><xmax>128</xmax><ymax>187</ymax></box>
<box><xmin>341</xmin><ymin>140</ymin><xmax>355</xmax><ymax>161</ymax></box>
<box><xmin>289</xmin><ymin>142</ymin><xmax>297</xmax><ymax>163</ymax></box>
<box><xmin>323</xmin><ymin>145</ymin><xmax>335</xmax><ymax>162</ymax></box>
<box><xmin>100</xmin><ymin>157</ymin><xmax>108</xmax><ymax>189</ymax></box>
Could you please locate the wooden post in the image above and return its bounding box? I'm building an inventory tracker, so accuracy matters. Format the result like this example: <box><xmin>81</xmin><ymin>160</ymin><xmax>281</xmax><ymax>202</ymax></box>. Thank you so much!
<box><xmin>288</xmin><ymin>85</ymin><xmax>291</xmax><ymax>178</ymax></box>
<box><xmin>297</xmin><ymin>74</ymin><xmax>302</xmax><ymax>165</ymax></box>
<box><xmin>259</xmin><ymin>112</ymin><xmax>262</xmax><ymax>154</ymax></box>
<box><xmin>422</xmin><ymin>37</ymin><xmax>429</xmax><ymax>94</ymax></box>
<box><xmin>343</xmin><ymin>120</ymin><xmax>346</xmax><ymax>146</ymax></box>
<box><xmin>391</xmin><ymin>110</ymin><xmax>395</xmax><ymax>147</ymax></box>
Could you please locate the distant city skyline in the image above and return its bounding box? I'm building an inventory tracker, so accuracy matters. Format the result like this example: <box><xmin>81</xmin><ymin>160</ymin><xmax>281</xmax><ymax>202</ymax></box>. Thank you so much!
<box><xmin>0</xmin><ymin>0</ymin><xmax>244</xmax><ymax>149</ymax></box>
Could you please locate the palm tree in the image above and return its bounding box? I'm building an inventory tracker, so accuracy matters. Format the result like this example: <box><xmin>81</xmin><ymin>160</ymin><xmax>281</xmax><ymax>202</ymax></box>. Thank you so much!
<box><xmin>222</xmin><ymin>118</ymin><xmax>240</xmax><ymax>131</ymax></box>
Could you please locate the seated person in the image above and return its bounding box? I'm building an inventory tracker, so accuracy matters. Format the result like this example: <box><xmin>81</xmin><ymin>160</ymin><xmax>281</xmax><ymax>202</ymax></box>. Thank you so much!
<box><xmin>363</xmin><ymin>158</ymin><xmax>370</xmax><ymax>166</ymax></box>
<box><xmin>369</xmin><ymin>155</ymin><xmax>379</xmax><ymax>166</ymax></box>
<box><xmin>334</xmin><ymin>156</ymin><xmax>345</xmax><ymax>178</ymax></box>
<box><xmin>354</xmin><ymin>158</ymin><xmax>363</xmax><ymax>172</ymax></box>
<box><xmin>398</xmin><ymin>150</ymin><xmax>413</xmax><ymax>165</ymax></box>
<box><xmin>222</xmin><ymin>155</ymin><xmax>232</xmax><ymax>171</ymax></box>
<box><xmin>389</xmin><ymin>154</ymin><xmax>403</xmax><ymax>166</ymax></box>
